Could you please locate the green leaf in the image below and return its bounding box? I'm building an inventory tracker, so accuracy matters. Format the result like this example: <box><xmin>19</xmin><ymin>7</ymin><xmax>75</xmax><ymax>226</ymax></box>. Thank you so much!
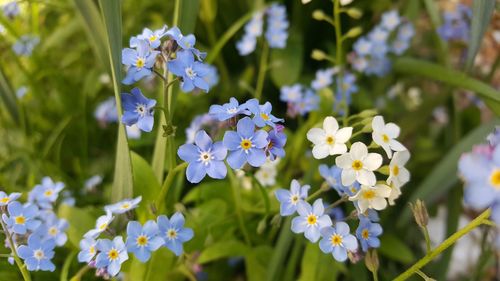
<box><xmin>127</xmin><ymin>248</ymin><xmax>175</xmax><ymax>280</ymax></box>
<box><xmin>399</xmin><ymin>119</ymin><xmax>500</xmax><ymax>225</ymax></box>
<box><xmin>0</xmin><ymin>66</ymin><xmax>20</xmax><ymax>125</ymax></box>
<box><xmin>270</xmin><ymin>30</ymin><xmax>303</xmax><ymax>87</ymax></box>
<box><xmin>245</xmin><ymin>246</ymin><xmax>273</xmax><ymax>281</ymax></box>
<box><xmin>178</xmin><ymin>0</ymin><xmax>200</xmax><ymax>34</ymax></box>
<box><xmin>378</xmin><ymin>234</ymin><xmax>415</xmax><ymax>264</ymax></box>
<box><xmin>465</xmin><ymin>0</ymin><xmax>495</xmax><ymax>70</ymax></box>
<box><xmin>57</xmin><ymin>205</ymin><xmax>96</xmax><ymax>248</ymax></box>
<box><xmin>266</xmin><ymin>217</ymin><xmax>293</xmax><ymax>281</ymax></box>
<box><xmin>98</xmin><ymin>0</ymin><xmax>134</xmax><ymax>201</ymax></box>
<box><xmin>198</xmin><ymin>240</ymin><xmax>248</xmax><ymax>264</ymax></box>
<box><xmin>298</xmin><ymin>242</ymin><xmax>345</xmax><ymax>281</ymax></box>
<box><xmin>199</xmin><ymin>0</ymin><xmax>217</xmax><ymax>23</ymax></box>
<box><xmin>131</xmin><ymin>151</ymin><xmax>161</xmax><ymax>220</ymax></box>
<box><xmin>393</xmin><ymin>58</ymin><xmax>500</xmax><ymax>114</ymax></box>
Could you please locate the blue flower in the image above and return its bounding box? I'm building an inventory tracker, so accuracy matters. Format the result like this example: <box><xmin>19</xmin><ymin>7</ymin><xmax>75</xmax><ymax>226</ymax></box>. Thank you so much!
<box><xmin>133</xmin><ymin>26</ymin><xmax>167</xmax><ymax>49</ymax></box>
<box><xmin>274</xmin><ymin>179</ymin><xmax>310</xmax><ymax>216</ymax></box>
<box><xmin>0</xmin><ymin>191</ymin><xmax>21</xmax><ymax>206</ymax></box>
<box><xmin>166</xmin><ymin>27</ymin><xmax>206</xmax><ymax>60</ymax></box>
<box><xmin>122</xmin><ymin>39</ymin><xmax>159</xmax><ymax>85</ymax></box>
<box><xmin>84</xmin><ymin>175</ymin><xmax>103</xmax><ymax>192</ymax></box>
<box><xmin>95</xmin><ymin>236</ymin><xmax>129</xmax><ymax>277</ymax></box>
<box><xmin>84</xmin><ymin>211</ymin><xmax>114</xmax><ymax>238</ymax></box>
<box><xmin>209</xmin><ymin>97</ymin><xmax>249</xmax><ymax>121</ymax></box>
<box><xmin>16</xmin><ymin>86</ymin><xmax>28</xmax><ymax>99</ymax></box>
<box><xmin>245</xmin><ymin>99</ymin><xmax>283</xmax><ymax>128</ymax></box>
<box><xmin>291</xmin><ymin>199</ymin><xmax>333</xmax><ymax>242</ymax></box>
<box><xmin>293</xmin><ymin>89</ymin><xmax>319</xmax><ymax>117</ymax></box>
<box><xmin>126</xmin><ymin>220</ymin><xmax>164</xmax><ymax>262</ymax></box>
<box><xmin>437</xmin><ymin>4</ymin><xmax>471</xmax><ymax>42</ymax></box>
<box><xmin>157</xmin><ymin>212</ymin><xmax>194</xmax><ymax>256</ymax></box>
<box><xmin>236</xmin><ymin>34</ymin><xmax>257</xmax><ymax>56</ymax></box>
<box><xmin>311</xmin><ymin>68</ymin><xmax>336</xmax><ymax>90</ymax></box>
<box><xmin>380</xmin><ymin>10</ymin><xmax>401</xmax><ymax>31</ymax></box>
<box><xmin>2</xmin><ymin>202</ymin><xmax>41</xmax><ymax>235</ymax></box>
<box><xmin>359</xmin><ymin>209</ymin><xmax>380</xmax><ymax>223</ymax></box>
<box><xmin>391</xmin><ymin>37</ymin><xmax>410</xmax><ymax>55</ymax></box>
<box><xmin>121</xmin><ymin>88</ymin><xmax>157</xmax><ymax>132</ymax></box>
<box><xmin>280</xmin><ymin>84</ymin><xmax>303</xmax><ymax>103</ymax></box>
<box><xmin>168</xmin><ymin>50</ymin><xmax>210</xmax><ymax>93</ymax></box>
<box><xmin>319</xmin><ymin>222</ymin><xmax>358</xmax><ymax>262</ymax></box>
<box><xmin>185</xmin><ymin>114</ymin><xmax>217</xmax><ymax>144</ymax></box>
<box><xmin>397</xmin><ymin>22</ymin><xmax>415</xmax><ymax>40</ymax></box>
<box><xmin>353</xmin><ymin>37</ymin><xmax>372</xmax><ymax>56</ymax></box>
<box><xmin>12</xmin><ymin>35</ymin><xmax>40</xmax><ymax>56</ymax></box>
<box><xmin>78</xmin><ymin>237</ymin><xmax>97</xmax><ymax>263</ymax></box>
<box><xmin>178</xmin><ymin>130</ymin><xmax>227</xmax><ymax>183</ymax></box>
<box><xmin>2</xmin><ymin>1</ymin><xmax>19</xmax><ymax>18</ymax></box>
<box><xmin>17</xmin><ymin>234</ymin><xmax>55</xmax><ymax>272</ymax></box>
<box><xmin>223</xmin><ymin>117</ymin><xmax>269</xmax><ymax>169</ymax></box>
<box><xmin>94</xmin><ymin>97</ymin><xmax>118</xmax><ymax>124</ymax></box>
<box><xmin>265</xmin><ymin>4</ymin><xmax>289</xmax><ymax>48</ymax></box>
<box><xmin>105</xmin><ymin>196</ymin><xmax>142</xmax><ymax>214</ymax></box>
<box><xmin>356</xmin><ymin>218</ymin><xmax>382</xmax><ymax>252</ymax></box>
<box><xmin>335</xmin><ymin>72</ymin><xmax>358</xmax><ymax>110</ymax></box>
<box><xmin>34</xmin><ymin>213</ymin><xmax>68</xmax><ymax>246</ymax></box>
<box><xmin>244</xmin><ymin>12</ymin><xmax>264</xmax><ymax>37</ymax></box>
<box><xmin>29</xmin><ymin>176</ymin><xmax>65</xmax><ymax>209</ymax></box>
<box><xmin>319</xmin><ymin>164</ymin><xmax>348</xmax><ymax>195</ymax></box>
<box><xmin>267</xmin><ymin>130</ymin><xmax>286</xmax><ymax>160</ymax></box>
<box><xmin>204</xmin><ymin>64</ymin><xmax>219</xmax><ymax>88</ymax></box>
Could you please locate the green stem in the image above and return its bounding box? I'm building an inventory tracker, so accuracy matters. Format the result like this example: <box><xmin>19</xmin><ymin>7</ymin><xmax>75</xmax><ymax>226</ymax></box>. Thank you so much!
<box><xmin>393</xmin><ymin>208</ymin><xmax>492</xmax><ymax>281</ymax></box>
<box><xmin>372</xmin><ymin>270</ymin><xmax>379</xmax><ymax>281</ymax></box>
<box><xmin>155</xmin><ymin>162</ymin><xmax>188</xmax><ymax>213</ymax></box>
<box><xmin>326</xmin><ymin>196</ymin><xmax>348</xmax><ymax>210</ymax></box>
<box><xmin>227</xmin><ymin>168</ymin><xmax>252</xmax><ymax>246</ymax></box>
<box><xmin>0</xmin><ymin>218</ymin><xmax>31</xmax><ymax>281</ymax></box>
<box><xmin>422</xmin><ymin>226</ymin><xmax>432</xmax><ymax>253</ymax></box>
<box><xmin>332</xmin><ymin>0</ymin><xmax>349</xmax><ymax>125</ymax></box>
<box><xmin>69</xmin><ymin>265</ymin><xmax>90</xmax><ymax>281</ymax></box>
<box><xmin>255</xmin><ymin>41</ymin><xmax>269</xmax><ymax>100</ymax></box>
<box><xmin>415</xmin><ymin>269</ymin><xmax>431</xmax><ymax>280</ymax></box>
<box><xmin>306</xmin><ymin>183</ymin><xmax>329</xmax><ymax>202</ymax></box>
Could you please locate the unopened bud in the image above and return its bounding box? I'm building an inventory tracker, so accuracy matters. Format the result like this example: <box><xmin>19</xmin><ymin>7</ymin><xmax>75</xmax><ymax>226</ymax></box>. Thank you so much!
<box><xmin>270</xmin><ymin>214</ymin><xmax>282</xmax><ymax>227</ymax></box>
<box><xmin>346</xmin><ymin>8</ymin><xmax>362</xmax><ymax>19</ymax></box>
<box><xmin>361</xmin><ymin>122</ymin><xmax>372</xmax><ymax>133</ymax></box>
<box><xmin>364</xmin><ymin>249</ymin><xmax>379</xmax><ymax>273</ymax></box>
<box><xmin>344</xmin><ymin>27</ymin><xmax>363</xmax><ymax>39</ymax></box>
<box><xmin>163</xmin><ymin>124</ymin><xmax>177</xmax><ymax>137</ymax></box>
<box><xmin>162</xmin><ymin>39</ymin><xmax>178</xmax><ymax>55</ymax></box>
<box><xmin>311</xmin><ymin>49</ymin><xmax>327</xmax><ymax>61</ymax></box>
<box><xmin>410</xmin><ymin>199</ymin><xmax>429</xmax><ymax>228</ymax></box>
<box><xmin>257</xmin><ymin>218</ymin><xmax>267</xmax><ymax>234</ymax></box>
<box><xmin>377</xmin><ymin>165</ymin><xmax>390</xmax><ymax>175</ymax></box>
<box><xmin>312</xmin><ymin>10</ymin><xmax>326</xmax><ymax>21</ymax></box>
<box><xmin>358</xmin><ymin>109</ymin><xmax>378</xmax><ymax>118</ymax></box>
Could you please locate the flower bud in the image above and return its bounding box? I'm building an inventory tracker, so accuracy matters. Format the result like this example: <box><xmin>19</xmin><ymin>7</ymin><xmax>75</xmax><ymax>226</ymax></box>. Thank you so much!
<box><xmin>163</xmin><ymin>124</ymin><xmax>177</xmax><ymax>137</ymax></box>
<box><xmin>410</xmin><ymin>199</ymin><xmax>429</xmax><ymax>228</ymax></box>
<box><xmin>344</xmin><ymin>27</ymin><xmax>363</xmax><ymax>39</ymax></box>
<box><xmin>364</xmin><ymin>249</ymin><xmax>379</xmax><ymax>273</ymax></box>
<box><xmin>312</xmin><ymin>10</ymin><xmax>326</xmax><ymax>21</ymax></box>
<box><xmin>311</xmin><ymin>49</ymin><xmax>327</xmax><ymax>61</ymax></box>
<box><xmin>358</xmin><ymin>109</ymin><xmax>378</xmax><ymax>118</ymax></box>
<box><xmin>257</xmin><ymin>218</ymin><xmax>267</xmax><ymax>234</ymax></box>
<box><xmin>162</xmin><ymin>39</ymin><xmax>178</xmax><ymax>56</ymax></box>
<box><xmin>346</xmin><ymin>8</ymin><xmax>362</xmax><ymax>19</ymax></box>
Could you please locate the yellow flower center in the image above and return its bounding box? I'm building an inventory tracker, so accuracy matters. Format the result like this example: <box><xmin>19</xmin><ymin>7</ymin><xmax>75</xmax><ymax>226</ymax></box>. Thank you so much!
<box><xmin>362</xmin><ymin>190</ymin><xmax>376</xmax><ymax>200</ymax></box>
<box><xmin>149</xmin><ymin>35</ymin><xmax>157</xmax><ymax>42</ymax></box>
<box><xmin>121</xmin><ymin>203</ymin><xmax>131</xmax><ymax>210</ymax></box>
<box><xmin>306</xmin><ymin>214</ymin><xmax>317</xmax><ymax>225</ymax></box>
<box><xmin>89</xmin><ymin>246</ymin><xmax>95</xmax><ymax>254</ymax></box>
<box><xmin>136</xmin><ymin>235</ymin><xmax>148</xmax><ymax>246</ymax></box>
<box><xmin>326</xmin><ymin>135</ymin><xmax>335</xmax><ymax>145</ymax></box>
<box><xmin>44</xmin><ymin>190</ymin><xmax>53</xmax><ymax>197</ymax></box>
<box><xmin>107</xmin><ymin>249</ymin><xmax>119</xmax><ymax>261</ymax></box>
<box><xmin>136</xmin><ymin>58</ymin><xmax>145</xmax><ymax>68</ymax></box>
<box><xmin>167</xmin><ymin>229</ymin><xmax>177</xmax><ymax>239</ymax></box>
<box><xmin>260</xmin><ymin>113</ymin><xmax>269</xmax><ymax>121</ymax></box>
<box><xmin>49</xmin><ymin>227</ymin><xmax>58</xmax><ymax>236</ymax></box>
<box><xmin>240</xmin><ymin>139</ymin><xmax>252</xmax><ymax>150</ymax></box>
<box><xmin>361</xmin><ymin>229</ymin><xmax>370</xmax><ymax>239</ymax></box>
<box><xmin>352</xmin><ymin>160</ymin><xmax>363</xmax><ymax>171</ymax></box>
<box><xmin>382</xmin><ymin>134</ymin><xmax>390</xmax><ymax>143</ymax></box>
<box><xmin>330</xmin><ymin>234</ymin><xmax>343</xmax><ymax>246</ymax></box>
<box><xmin>15</xmin><ymin>215</ymin><xmax>25</xmax><ymax>225</ymax></box>
<box><xmin>1</xmin><ymin>197</ymin><xmax>9</xmax><ymax>203</ymax></box>
<box><xmin>99</xmin><ymin>223</ymin><xmax>107</xmax><ymax>230</ymax></box>
<box><xmin>490</xmin><ymin>169</ymin><xmax>500</xmax><ymax>189</ymax></box>
<box><xmin>392</xmin><ymin>165</ymin><xmax>399</xmax><ymax>176</ymax></box>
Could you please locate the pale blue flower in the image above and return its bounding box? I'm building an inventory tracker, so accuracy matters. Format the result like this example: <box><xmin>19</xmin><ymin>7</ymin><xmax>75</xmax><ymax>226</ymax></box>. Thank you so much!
<box><xmin>244</xmin><ymin>12</ymin><xmax>264</xmax><ymax>37</ymax></box>
<box><xmin>204</xmin><ymin>64</ymin><xmax>219</xmax><ymax>88</ymax></box>
<box><xmin>126</xmin><ymin>220</ymin><xmax>164</xmax><ymax>262</ymax></box>
<box><xmin>291</xmin><ymin>199</ymin><xmax>332</xmax><ymax>242</ymax></box>
<box><xmin>94</xmin><ymin>97</ymin><xmax>118</xmax><ymax>124</ymax></box>
<box><xmin>266</xmin><ymin>130</ymin><xmax>286</xmax><ymax>160</ymax></box>
<box><xmin>0</xmin><ymin>191</ymin><xmax>21</xmax><ymax>206</ymax></box>
<box><xmin>105</xmin><ymin>196</ymin><xmax>142</xmax><ymax>214</ymax></box>
<box><xmin>236</xmin><ymin>34</ymin><xmax>257</xmax><ymax>56</ymax></box>
<box><xmin>157</xmin><ymin>212</ymin><xmax>194</xmax><ymax>256</ymax></box>
<box><xmin>245</xmin><ymin>99</ymin><xmax>283</xmax><ymax>128</ymax></box>
<box><xmin>134</xmin><ymin>26</ymin><xmax>167</xmax><ymax>49</ymax></box>
<box><xmin>78</xmin><ymin>237</ymin><xmax>97</xmax><ymax>263</ymax></box>
<box><xmin>84</xmin><ymin>175</ymin><xmax>103</xmax><ymax>192</ymax></box>
<box><xmin>274</xmin><ymin>179</ymin><xmax>310</xmax><ymax>216</ymax></box>
<box><xmin>280</xmin><ymin>84</ymin><xmax>303</xmax><ymax>103</ymax></box>
<box><xmin>185</xmin><ymin>114</ymin><xmax>217</xmax><ymax>144</ymax></box>
<box><xmin>223</xmin><ymin>117</ymin><xmax>268</xmax><ymax>169</ymax></box>
<box><xmin>178</xmin><ymin>130</ymin><xmax>227</xmax><ymax>183</ymax></box>
<box><xmin>34</xmin><ymin>213</ymin><xmax>68</xmax><ymax>246</ymax></box>
<box><xmin>2</xmin><ymin>202</ymin><xmax>40</xmax><ymax>235</ymax></box>
<box><xmin>17</xmin><ymin>234</ymin><xmax>55</xmax><ymax>272</ymax></box>
<box><xmin>209</xmin><ymin>97</ymin><xmax>249</xmax><ymax>121</ymax></box>
<box><xmin>84</xmin><ymin>211</ymin><xmax>114</xmax><ymax>238</ymax></box>
<box><xmin>356</xmin><ymin>218</ymin><xmax>382</xmax><ymax>252</ymax></box>
<box><xmin>122</xmin><ymin>39</ymin><xmax>159</xmax><ymax>85</ymax></box>
<box><xmin>121</xmin><ymin>88</ymin><xmax>157</xmax><ymax>132</ymax></box>
<box><xmin>16</xmin><ymin>86</ymin><xmax>28</xmax><ymax>99</ymax></box>
<box><xmin>265</xmin><ymin>4</ymin><xmax>289</xmax><ymax>48</ymax></box>
<box><xmin>29</xmin><ymin>176</ymin><xmax>65</xmax><ymax>209</ymax></box>
<box><xmin>168</xmin><ymin>50</ymin><xmax>210</xmax><ymax>93</ymax></box>
<box><xmin>380</xmin><ymin>10</ymin><xmax>401</xmax><ymax>31</ymax></box>
<box><xmin>319</xmin><ymin>222</ymin><xmax>358</xmax><ymax>262</ymax></box>
<box><xmin>95</xmin><ymin>236</ymin><xmax>129</xmax><ymax>277</ymax></box>
<box><xmin>437</xmin><ymin>4</ymin><xmax>471</xmax><ymax>42</ymax></box>
<box><xmin>166</xmin><ymin>27</ymin><xmax>206</xmax><ymax>60</ymax></box>
<box><xmin>2</xmin><ymin>1</ymin><xmax>19</xmax><ymax>18</ymax></box>
<box><xmin>311</xmin><ymin>68</ymin><xmax>336</xmax><ymax>90</ymax></box>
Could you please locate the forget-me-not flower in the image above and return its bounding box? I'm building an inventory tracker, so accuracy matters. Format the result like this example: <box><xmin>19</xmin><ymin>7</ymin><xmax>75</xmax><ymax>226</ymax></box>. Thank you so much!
<box><xmin>307</xmin><ymin>116</ymin><xmax>353</xmax><ymax>159</ymax></box>
<box><xmin>0</xmin><ymin>191</ymin><xmax>21</xmax><ymax>206</ymax></box>
<box><xmin>274</xmin><ymin>179</ymin><xmax>310</xmax><ymax>216</ymax></box>
<box><xmin>126</xmin><ymin>220</ymin><xmax>164</xmax><ymax>262</ymax></box>
<box><xmin>29</xmin><ymin>176</ymin><xmax>65</xmax><ymax>209</ymax></box>
<box><xmin>84</xmin><ymin>211</ymin><xmax>114</xmax><ymax>238</ymax></box>
<box><xmin>266</xmin><ymin>130</ymin><xmax>286</xmax><ymax>160</ymax></box>
<box><xmin>245</xmin><ymin>99</ymin><xmax>283</xmax><ymax>128</ymax></box>
<box><xmin>78</xmin><ymin>237</ymin><xmax>97</xmax><ymax>263</ymax></box>
<box><xmin>356</xmin><ymin>218</ymin><xmax>382</xmax><ymax>252</ymax></box>
<box><xmin>121</xmin><ymin>88</ymin><xmax>157</xmax><ymax>132</ymax></box>
<box><xmin>335</xmin><ymin>142</ymin><xmax>382</xmax><ymax>186</ymax></box>
<box><xmin>2</xmin><ymin>202</ymin><xmax>40</xmax><ymax>235</ymax></box>
<box><xmin>105</xmin><ymin>196</ymin><xmax>142</xmax><ymax>214</ymax></box>
<box><xmin>291</xmin><ymin>199</ymin><xmax>332</xmax><ymax>242</ymax></box>
<box><xmin>134</xmin><ymin>26</ymin><xmax>167</xmax><ymax>49</ymax></box>
<box><xmin>35</xmin><ymin>213</ymin><xmax>68</xmax><ymax>246</ymax></box>
<box><xmin>178</xmin><ymin>130</ymin><xmax>227</xmax><ymax>183</ymax></box>
<box><xmin>157</xmin><ymin>212</ymin><xmax>194</xmax><ymax>256</ymax></box>
<box><xmin>319</xmin><ymin>222</ymin><xmax>358</xmax><ymax>262</ymax></box>
<box><xmin>95</xmin><ymin>236</ymin><xmax>129</xmax><ymax>277</ymax></box>
<box><xmin>168</xmin><ymin>50</ymin><xmax>210</xmax><ymax>93</ymax></box>
<box><xmin>17</xmin><ymin>234</ymin><xmax>56</xmax><ymax>272</ymax></box>
<box><xmin>209</xmin><ymin>97</ymin><xmax>249</xmax><ymax>121</ymax></box>
<box><xmin>122</xmin><ymin>39</ymin><xmax>159</xmax><ymax>85</ymax></box>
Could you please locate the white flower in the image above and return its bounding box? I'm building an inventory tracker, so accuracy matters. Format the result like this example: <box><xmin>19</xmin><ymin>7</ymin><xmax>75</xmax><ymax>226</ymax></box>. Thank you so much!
<box><xmin>387</xmin><ymin>150</ymin><xmax>410</xmax><ymax>188</ymax></box>
<box><xmin>255</xmin><ymin>158</ymin><xmax>279</xmax><ymax>186</ymax></box>
<box><xmin>349</xmin><ymin>184</ymin><xmax>392</xmax><ymax>213</ymax></box>
<box><xmin>371</xmin><ymin>115</ymin><xmax>406</xmax><ymax>158</ymax></box>
<box><xmin>84</xmin><ymin>211</ymin><xmax>114</xmax><ymax>238</ymax></box>
<box><xmin>105</xmin><ymin>196</ymin><xmax>142</xmax><ymax>214</ymax></box>
<box><xmin>335</xmin><ymin>142</ymin><xmax>382</xmax><ymax>186</ymax></box>
<box><xmin>340</xmin><ymin>0</ymin><xmax>354</xmax><ymax>6</ymax></box>
<box><xmin>307</xmin><ymin>116</ymin><xmax>353</xmax><ymax>159</ymax></box>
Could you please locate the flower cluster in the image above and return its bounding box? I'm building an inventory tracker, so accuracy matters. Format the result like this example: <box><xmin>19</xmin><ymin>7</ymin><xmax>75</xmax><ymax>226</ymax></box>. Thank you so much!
<box><xmin>177</xmin><ymin>98</ymin><xmax>286</xmax><ymax>183</ymax></box>
<box><xmin>78</xmin><ymin>196</ymin><xmax>194</xmax><ymax>277</ymax></box>
<box><xmin>458</xmin><ymin>128</ymin><xmax>500</xmax><ymax>229</ymax></box>
<box><xmin>437</xmin><ymin>4</ymin><xmax>471</xmax><ymax>43</ymax></box>
<box><xmin>275</xmin><ymin>115</ymin><xmax>410</xmax><ymax>262</ymax></box>
<box><xmin>236</xmin><ymin>3</ymin><xmax>289</xmax><ymax>56</ymax></box>
<box><xmin>2</xmin><ymin>1</ymin><xmax>19</xmax><ymax>18</ymax></box>
<box><xmin>1</xmin><ymin>177</ymin><xmax>70</xmax><ymax>272</ymax></box>
<box><xmin>350</xmin><ymin>10</ymin><xmax>414</xmax><ymax>76</ymax></box>
<box><xmin>13</xmin><ymin>34</ymin><xmax>40</xmax><ymax>57</ymax></box>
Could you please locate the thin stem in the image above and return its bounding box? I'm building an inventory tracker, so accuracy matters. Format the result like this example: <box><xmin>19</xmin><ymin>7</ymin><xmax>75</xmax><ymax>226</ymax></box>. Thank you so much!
<box><xmin>70</xmin><ymin>265</ymin><xmax>90</xmax><ymax>281</ymax></box>
<box><xmin>155</xmin><ymin>162</ymin><xmax>188</xmax><ymax>213</ymax></box>
<box><xmin>393</xmin><ymin>208</ymin><xmax>492</xmax><ymax>281</ymax></box>
<box><xmin>422</xmin><ymin>226</ymin><xmax>432</xmax><ymax>253</ymax></box>
<box><xmin>227</xmin><ymin>168</ymin><xmax>252</xmax><ymax>246</ymax></box>
<box><xmin>306</xmin><ymin>183</ymin><xmax>329</xmax><ymax>202</ymax></box>
<box><xmin>255</xmin><ymin>41</ymin><xmax>269</xmax><ymax>100</ymax></box>
<box><xmin>153</xmin><ymin>69</ymin><xmax>166</xmax><ymax>82</ymax></box>
<box><xmin>372</xmin><ymin>270</ymin><xmax>379</xmax><ymax>281</ymax></box>
<box><xmin>326</xmin><ymin>196</ymin><xmax>348</xmax><ymax>210</ymax></box>
<box><xmin>0</xmin><ymin>218</ymin><xmax>31</xmax><ymax>281</ymax></box>
<box><xmin>415</xmin><ymin>269</ymin><xmax>431</xmax><ymax>280</ymax></box>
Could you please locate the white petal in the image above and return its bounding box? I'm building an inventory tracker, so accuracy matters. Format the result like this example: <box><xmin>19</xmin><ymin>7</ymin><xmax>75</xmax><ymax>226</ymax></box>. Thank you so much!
<box><xmin>398</xmin><ymin>168</ymin><xmax>410</xmax><ymax>186</ymax></box>
<box><xmin>330</xmin><ymin>144</ymin><xmax>347</xmax><ymax>155</ymax></box>
<box><xmin>363</xmin><ymin>153</ymin><xmax>383</xmax><ymax>171</ymax></box>
<box><xmin>371</xmin><ymin>197</ymin><xmax>387</xmax><ymax>210</ymax></box>
<box><xmin>392</xmin><ymin>150</ymin><xmax>410</xmax><ymax>165</ymax></box>
<box><xmin>350</xmin><ymin>142</ymin><xmax>368</xmax><ymax>160</ymax></box>
<box><xmin>323</xmin><ymin>116</ymin><xmax>339</xmax><ymax>134</ymax></box>
<box><xmin>341</xmin><ymin>169</ymin><xmax>357</xmax><ymax>186</ymax></box>
<box><xmin>357</xmin><ymin>170</ymin><xmax>376</xmax><ymax>186</ymax></box>
<box><xmin>372</xmin><ymin>132</ymin><xmax>385</xmax><ymax>147</ymax></box>
<box><xmin>312</xmin><ymin>144</ymin><xmax>330</xmax><ymax>159</ymax></box>
<box><xmin>385</xmin><ymin>123</ymin><xmax>400</xmax><ymax>138</ymax></box>
<box><xmin>381</xmin><ymin>143</ymin><xmax>392</xmax><ymax>159</ymax></box>
<box><xmin>335</xmin><ymin>127</ymin><xmax>352</xmax><ymax>143</ymax></box>
<box><xmin>389</xmin><ymin>139</ymin><xmax>407</xmax><ymax>152</ymax></box>
<box><xmin>357</xmin><ymin>199</ymin><xmax>369</xmax><ymax>213</ymax></box>
<box><xmin>335</xmin><ymin>153</ymin><xmax>353</xmax><ymax>168</ymax></box>
<box><xmin>307</xmin><ymin>128</ymin><xmax>326</xmax><ymax>144</ymax></box>
<box><xmin>375</xmin><ymin>184</ymin><xmax>392</xmax><ymax>197</ymax></box>
<box><xmin>371</xmin><ymin>116</ymin><xmax>385</xmax><ymax>132</ymax></box>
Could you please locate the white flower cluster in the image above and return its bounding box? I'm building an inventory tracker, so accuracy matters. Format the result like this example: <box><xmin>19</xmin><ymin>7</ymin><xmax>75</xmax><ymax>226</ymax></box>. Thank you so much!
<box><xmin>307</xmin><ymin>115</ymin><xmax>410</xmax><ymax>213</ymax></box>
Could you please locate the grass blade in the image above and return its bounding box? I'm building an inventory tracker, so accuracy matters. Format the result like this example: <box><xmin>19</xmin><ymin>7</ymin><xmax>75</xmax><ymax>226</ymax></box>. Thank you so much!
<box><xmin>465</xmin><ymin>0</ymin><xmax>495</xmax><ymax>71</ymax></box>
<box><xmin>0</xmin><ymin>66</ymin><xmax>20</xmax><ymax>125</ymax></box>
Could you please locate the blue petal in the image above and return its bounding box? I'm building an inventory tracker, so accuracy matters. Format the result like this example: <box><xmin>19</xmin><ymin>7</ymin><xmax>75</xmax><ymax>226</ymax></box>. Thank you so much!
<box><xmin>237</xmin><ymin>117</ymin><xmax>255</xmax><ymax>139</ymax></box>
<box><xmin>177</xmin><ymin>143</ymin><xmax>200</xmax><ymax>163</ymax></box>
<box><xmin>194</xmin><ymin>130</ymin><xmax>213</xmax><ymax>151</ymax></box>
<box><xmin>206</xmin><ymin>161</ymin><xmax>227</xmax><ymax>179</ymax></box>
<box><xmin>186</xmin><ymin>162</ymin><xmax>207</xmax><ymax>183</ymax></box>
<box><xmin>137</xmin><ymin>115</ymin><xmax>154</xmax><ymax>132</ymax></box>
<box><xmin>223</xmin><ymin>131</ymin><xmax>241</xmax><ymax>150</ymax></box>
<box><xmin>247</xmin><ymin>148</ymin><xmax>266</xmax><ymax>167</ymax></box>
<box><xmin>227</xmin><ymin>149</ymin><xmax>247</xmax><ymax>169</ymax></box>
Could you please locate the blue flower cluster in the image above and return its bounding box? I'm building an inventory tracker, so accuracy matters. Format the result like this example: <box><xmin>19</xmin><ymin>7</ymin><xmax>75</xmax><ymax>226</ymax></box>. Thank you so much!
<box><xmin>437</xmin><ymin>4</ymin><xmax>471</xmax><ymax>43</ymax></box>
<box><xmin>2</xmin><ymin>1</ymin><xmax>19</xmax><ymax>18</ymax></box>
<box><xmin>177</xmin><ymin>98</ymin><xmax>286</xmax><ymax>183</ymax></box>
<box><xmin>13</xmin><ymin>34</ymin><xmax>40</xmax><ymax>57</ymax></box>
<box><xmin>280</xmin><ymin>84</ymin><xmax>319</xmax><ymax>118</ymax></box>
<box><xmin>458</xmin><ymin>128</ymin><xmax>500</xmax><ymax>227</ymax></box>
<box><xmin>350</xmin><ymin>10</ymin><xmax>414</xmax><ymax>77</ymax></box>
<box><xmin>1</xmin><ymin>177</ymin><xmax>69</xmax><ymax>272</ymax></box>
<box><xmin>78</xmin><ymin>196</ymin><xmax>193</xmax><ymax>277</ymax></box>
<box><xmin>236</xmin><ymin>3</ymin><xmax>289</xmax><ymax>56</ymax></box>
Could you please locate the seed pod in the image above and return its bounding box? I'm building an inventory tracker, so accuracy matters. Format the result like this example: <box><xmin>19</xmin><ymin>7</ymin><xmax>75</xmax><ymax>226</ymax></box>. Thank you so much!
<box><xmin>410</xmin><ymin>199</ymin><xmax>429</xmax><ymax>228</ymax></box>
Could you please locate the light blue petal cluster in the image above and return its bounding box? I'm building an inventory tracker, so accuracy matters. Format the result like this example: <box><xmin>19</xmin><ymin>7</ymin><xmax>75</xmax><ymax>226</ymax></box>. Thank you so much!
<box><xmin>437</xmin><ymin>4</ymin><xmax>471</xmax><ymax>42</ymax></box>
<box><xmin>319</xmin><ymin>222</ymin><xmax>358</xmax><ymax>262</ymax></box>
<box><xmin>126</xmin><ymin>220</ymin><xmax>164</xmax><ymax>262</ymax></box>
<box><xmin>17</xmin><ymin>235</ymin><xmax>56</xmax><ymax>272</ymax></box>
<box><xmin>291</xmin><ymin>199</ymin><xmax>332</xmax><ymax>242</ymax></box>
<box><xmin>157</xmin><ymin>212</ymin><xmax>194</xmax><ymax>256</ymax></box>
<box><xmin>275</xmin><ymin>179</ymin><xmax>310</xmax><ymax>216</ymax></box>
<box><xmin>95</xmin><ymin>236</ymin><xmax>129</xmax><ymax>277</ymax></box>
<box><xmin>121</xmin><ymin>88</ymin><xmax>157</xmax><ymax>132</ymax></box>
